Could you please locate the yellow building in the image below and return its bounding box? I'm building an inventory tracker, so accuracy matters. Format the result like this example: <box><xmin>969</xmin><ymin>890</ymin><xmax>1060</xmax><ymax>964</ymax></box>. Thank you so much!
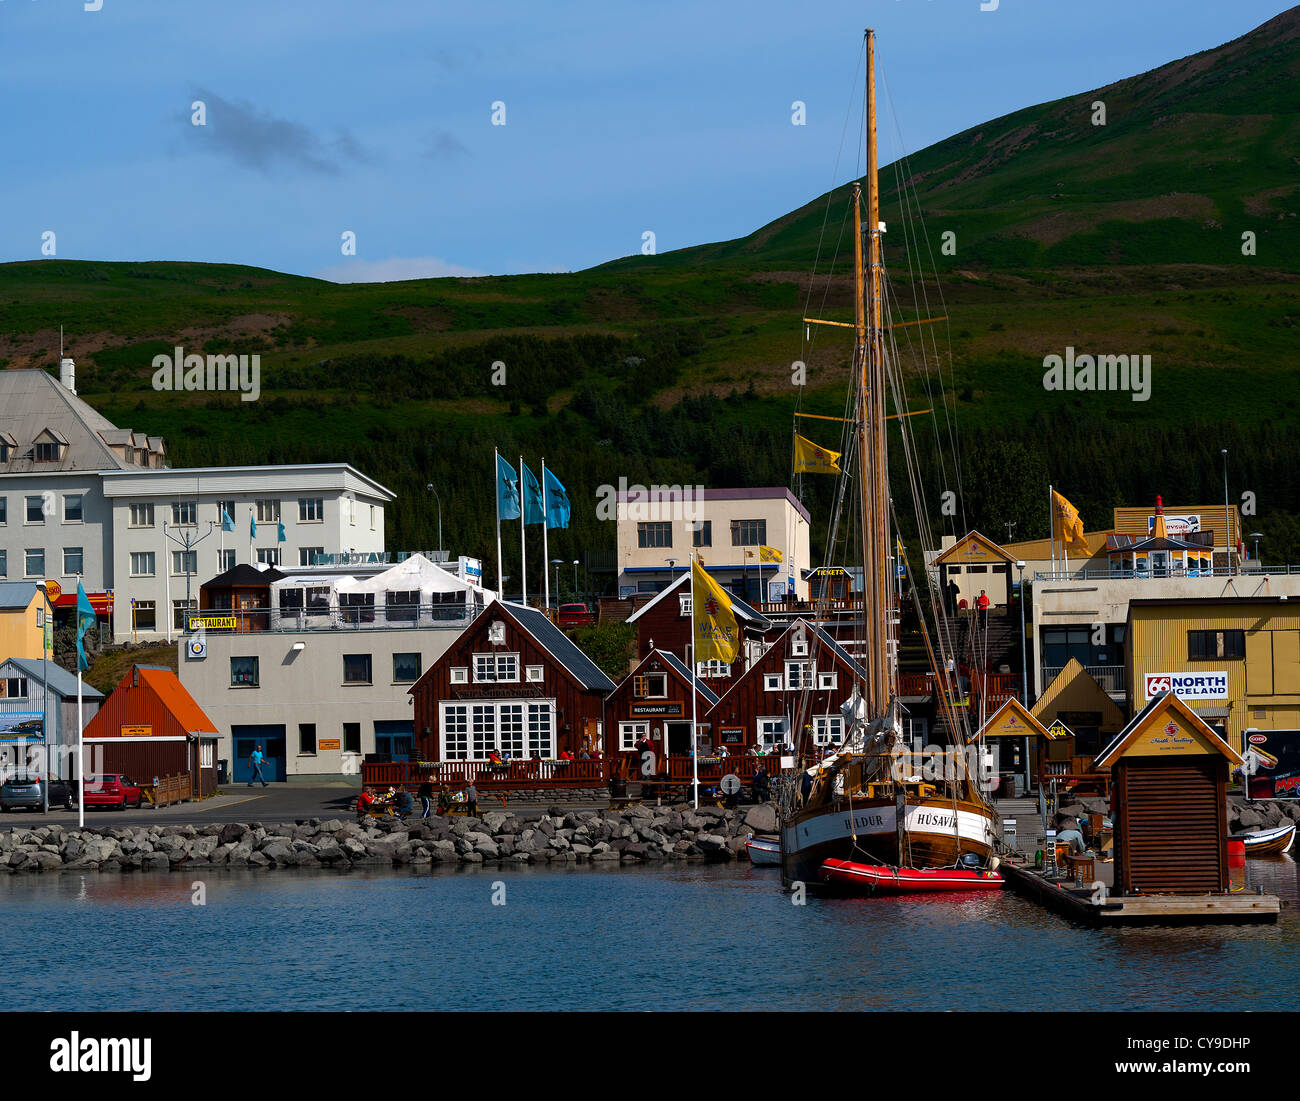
<box><xmin>0</xmin><ymin>582</ymin><xmax>46</xmax><ymax>663</ymax></box>
<box><xmin>1126</xmin><ymin>597</ymin><xmax>1300</xmax><ymax>754</ymax></box>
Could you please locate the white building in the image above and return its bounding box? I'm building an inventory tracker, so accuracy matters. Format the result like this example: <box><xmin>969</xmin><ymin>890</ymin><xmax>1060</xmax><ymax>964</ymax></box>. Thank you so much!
<box><xmin>615</xmin><ymin>486</ymin><xmax>811</xmax><ymax>603</ymax></box>
<box><xmin>0</xmin><ymin>368</ymin><xmax>393</xmax><ymax>642</ymax></box>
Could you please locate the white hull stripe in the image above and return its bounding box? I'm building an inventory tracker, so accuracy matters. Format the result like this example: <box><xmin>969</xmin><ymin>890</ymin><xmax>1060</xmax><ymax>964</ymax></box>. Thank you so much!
<box><xmin>784</xmin><ymin>803</ymin><xmax>997</xmax><ymax>853</ymax></box>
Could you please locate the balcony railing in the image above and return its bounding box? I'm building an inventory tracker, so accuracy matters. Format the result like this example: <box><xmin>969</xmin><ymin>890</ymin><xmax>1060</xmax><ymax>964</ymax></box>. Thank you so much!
<box><xmin>188</xmin><ymin>601</ymin><xmax>484</xmax><ymax>634</ymax></box>
<box><xmin>1041</xmin><ymin>663</ymin><xmax>1125</xmax><ymax>693</ymax></box>
<box><xmin>1031</xmin><ymin>565</ymin><xmax>1300</xmax><ymax>582</ymax></box>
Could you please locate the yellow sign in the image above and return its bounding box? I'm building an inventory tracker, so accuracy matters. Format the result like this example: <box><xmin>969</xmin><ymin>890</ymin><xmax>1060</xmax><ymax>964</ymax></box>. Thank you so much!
<box><xmin>121</xmin><ymin>725</ymin><xmax>152</xmax><ymax>737</ymax></box>
<box><xmin>188</xmin><ymin>615</ymin><xmax>236</xmax><ymax>631</ymax></box>
<box><xmin>1046</xmin><ymin>720</ymin><xmax>1074</xmax><ymax>741</ymax></box>
<box><xmin>318</xmin><ymin>739</ymin><xmax>341</xmax><ymax>751</ymax></box>
<box><xmin>1128</xmin><ymin>719</ymin><xmax>1207</xmax><ymax>757</ymax></box>
<box><xmin>44</xmin><ymin>580</ymin><xmax>62</xmax><ymax>601</ymax></box>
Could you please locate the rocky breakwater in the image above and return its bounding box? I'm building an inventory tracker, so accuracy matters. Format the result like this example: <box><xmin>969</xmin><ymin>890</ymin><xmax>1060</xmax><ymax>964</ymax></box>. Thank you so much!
<box><xmin>0</xmin><ymin>803</ymin><xmax>782</xmax><ymax>873</ymax></box>
<box><xmin>1227</xmin><ymin>796</ymin><xmax>1299</xmax><ymax>836</ymax></box>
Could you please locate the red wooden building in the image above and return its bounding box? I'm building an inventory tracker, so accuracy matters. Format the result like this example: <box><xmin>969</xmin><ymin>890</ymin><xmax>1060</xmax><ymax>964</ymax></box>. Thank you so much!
<box><xmin>625</xmin><ymin>572</ymin><xmax>772</xmax><ymax>696</ymax></box>
<box><xmin>705</xmin><ymin>618</ymin><xmax>865</xmax><ymax>755</ymax></box>
<box><xmin>409</xmin><ymin>602</ymin><xmax>616</xmax><ymax>762</ymax></box>
<box><xmin>604</xmin><ymin>648</ymin><xmax>721</xmax><ymax>761</ymax></box>
<box><xmin>82</xmin><ymin>665</ymin><xmax>220</xmax><ymax>798</ymax></box>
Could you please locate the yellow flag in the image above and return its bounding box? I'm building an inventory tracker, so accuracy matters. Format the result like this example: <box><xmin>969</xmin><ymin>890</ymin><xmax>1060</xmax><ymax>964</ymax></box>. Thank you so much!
<box><xmin>759</xmin><ymin>545</ymin><xmax>783</xmax><ymax>563</ymax></box>
<box><xmin>692</xmin><ymin>558</ymin><xmax>739</xmax><ymax>664</ymax></box>
<box><xmin>794</xmin><ymin>433</ymin><xmax>841</xmax><ymax>474</ymax></box>
<box><xmin>1052</xmin><ymin>490</ymin><xmax>1089</xmax><ymax>553</ymax></box>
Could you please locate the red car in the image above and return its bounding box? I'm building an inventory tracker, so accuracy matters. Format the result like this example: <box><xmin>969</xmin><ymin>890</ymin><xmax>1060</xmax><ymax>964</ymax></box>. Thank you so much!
<box><xmin>558</xmin><ymin>603</ymin><xmax>596</xmax><ymax>628</ymax></box>
<box><xmin>83</xmin><ymin>774</ymin><xmax>143</xmax><ymax>811</ymax></box>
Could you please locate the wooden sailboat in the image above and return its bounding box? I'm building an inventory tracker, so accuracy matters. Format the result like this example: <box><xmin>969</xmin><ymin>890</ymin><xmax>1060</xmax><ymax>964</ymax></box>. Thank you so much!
<box><xmin>779</xmin><ymin>29</ymin><xmax>1001</xmax><ymax>891</ymax></box>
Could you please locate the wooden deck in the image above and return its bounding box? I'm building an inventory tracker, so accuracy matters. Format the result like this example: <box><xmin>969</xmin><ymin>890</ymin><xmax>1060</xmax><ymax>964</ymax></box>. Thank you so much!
<box><xmin>1002</xmin><ymin>862</ymin><xmax>1281</xmax><ymax>925</ymax></box>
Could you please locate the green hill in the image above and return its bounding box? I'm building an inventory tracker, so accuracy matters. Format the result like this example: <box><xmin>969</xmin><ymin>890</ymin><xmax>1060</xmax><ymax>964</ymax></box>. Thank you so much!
<box><xmin>2</xmin><ymin>8</ymin><xmax>1299</xmax><ymax>575</ymax></box>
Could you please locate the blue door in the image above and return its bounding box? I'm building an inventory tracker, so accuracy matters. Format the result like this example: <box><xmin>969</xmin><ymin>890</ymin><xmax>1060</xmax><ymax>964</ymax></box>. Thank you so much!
<box><xmin>374</xmin><ymin>720</ymin><xmax>414</xmax><ymax>762</ymax></box>
<box><xmin>232</xmin><ymin>726</ymin><xmax>287</xmax><ymax>782</ymax></box>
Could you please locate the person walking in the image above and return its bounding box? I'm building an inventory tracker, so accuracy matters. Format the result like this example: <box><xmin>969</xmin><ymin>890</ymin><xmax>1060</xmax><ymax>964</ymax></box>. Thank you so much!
<box><xmin>418</xmin><ymin>779</ymin><xmax>433</xmax><ymax>820</ymax></box>
<box><xmin>248</xmin><ymin>744</ymin><xmax>268</xmax><ymax>787</ymax></box>
<box><xmin>465</xmin><ymin>781</ymin><xmax>479</xmax><ymax>818</ymax></box>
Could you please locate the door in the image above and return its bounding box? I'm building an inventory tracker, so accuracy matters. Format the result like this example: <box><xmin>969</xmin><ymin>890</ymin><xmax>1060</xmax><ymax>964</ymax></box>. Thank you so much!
<box><xmin>665</xmin><ymin>721</ymin><xmax>692</xmax><ymax>757</ymax></box>
<box><xmin>375</xmin><ymin>720</ymin><xmax>415</xmax><ymax>762</ymax></box>
<box><xmin>232</xmin><ymin>725</ymin><xmax>287</xmax><ymax>782</ymax></box>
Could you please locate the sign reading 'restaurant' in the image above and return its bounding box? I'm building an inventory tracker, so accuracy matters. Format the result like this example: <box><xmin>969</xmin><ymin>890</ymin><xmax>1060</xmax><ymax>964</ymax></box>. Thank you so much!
<box><xmin>1143</xmin><ymin>671</ymin><xmax>1228</xmax><ymax>702</ymax></box>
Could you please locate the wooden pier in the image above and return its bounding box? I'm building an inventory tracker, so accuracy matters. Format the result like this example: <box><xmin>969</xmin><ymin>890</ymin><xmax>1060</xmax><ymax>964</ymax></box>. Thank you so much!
<box><xmin>1002</xmin><ymin>862</ymin><xmax>1282</xmax><ymax>925</ymax></box>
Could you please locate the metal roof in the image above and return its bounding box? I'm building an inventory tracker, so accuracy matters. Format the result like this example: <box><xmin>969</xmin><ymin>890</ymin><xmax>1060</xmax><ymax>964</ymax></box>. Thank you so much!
<box><xmin>625</xmin><ymin>571</ymin><xmax>771</xmax><ymax>629</ymax></box>
<box><xmin>500</xmin><ymin>603</ymin><xmax>617</xmax><ymax>693</ymax></box>
<box><xmin>0</xmin><ymin>369</ymin><xmax>136</xmax><ymax>472</ymax></box>
<box><xmin>0</xmin><ymin>657</ymin><xmax>105</xmax><ymax>699</ymax></box>
<box><xmin>0</xmin><ymin>582</ymin><xmax>39</xmax><ymax>610</ymax></box>
<box><xmin>653</xmin><ymin>649</ymin><xmax>720</xmax><ymax>707</ymax></box>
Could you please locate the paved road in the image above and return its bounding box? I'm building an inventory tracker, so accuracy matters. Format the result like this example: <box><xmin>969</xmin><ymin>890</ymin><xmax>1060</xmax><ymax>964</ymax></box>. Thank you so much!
<box><xmin>5</xmin><ymin>786</ymin><xmax>610</xmax><ymax>827</ymax></box>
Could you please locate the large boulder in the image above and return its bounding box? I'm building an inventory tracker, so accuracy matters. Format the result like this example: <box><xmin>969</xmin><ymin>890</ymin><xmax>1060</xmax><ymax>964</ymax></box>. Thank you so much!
<box><xmin>142</xmin><ymin>852</ymin><xmax>171</xmax><ymax>872</ymax></box>
<box><xmin>744</xmin><ymin>804</ymin><xmax>778</xmax><ymax>833</ymax></box>
<box><xmin>218</xmin><ymin>823</ymin><xmax>247</xmax><ymax>846</ymax></box>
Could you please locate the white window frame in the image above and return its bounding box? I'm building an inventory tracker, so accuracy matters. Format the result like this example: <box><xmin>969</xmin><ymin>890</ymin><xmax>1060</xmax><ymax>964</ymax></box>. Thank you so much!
<box><xmin>439</xmin><ymin>699</ymin><xmax>555</xmax><ymax>761</ymax></box>
<box><xmin>63</xmin><ymin>494</ymin><xmax>84</xmax><ymax>523</ymax></box>
<box><xmin>62</xmin><ymin>546</ymin><xmax>83</xmax><ymax>576</ymax></box>
<box><xmin>757</xmin><ymin>715</ymin><xmax>789</xmax><ymax>748</ymax></box>
<box><xmin>298</xmin><ymin>498</ymin><xmax>324</xmax><ymax>522</ymax></box>
<box><xmin>255</xmin><ymin>499</ymin><xmax>281</xmax><ymax>523</ymax></box>
<box><xmin>24</xmin><ymin>548</ymin><xmax>44</xmax><ymax>577</ymax></box>
<box><xmin>473</xmin><ymin>652</ymin><xmax>520</xmax><ymax>683</ymax></box>
<box><xmin>525</xmin><ymin>665</ymin><xmax>544</xmax><ymax>683</ymax></box>
<box><xmin>619</xmin><ymin>721</ymin><xmax>650</xmax><ymax>751</ymax></box>
<box><xmin>129</xmin><ymin>503</ymin><xmax>154</xmax><ymax>528</ymax></box>
<box><xmin>817</xmin><ymin>670</ymin><xmax>838</xmax><ymax>690</ymax></box>
<box><xmin>171</xmin><ymin>500</ymin><xmax>197</xmax><ymax>526</ymax></box>
<box><xmin>785</xmin><ymin>661</ymin><xmax>811</xmax><ymax>690</ymax></box>
<box><xmin>790</xmin><ymin>636</ymin><xmax>809</xmax><ymax>657</ymax></box>
<box><xmin>25</xmin><ymin>496</ymin><xmax>44</xmax><ymax>525</ymax></box>
<box><xmin>812</xmin><ymin>715</ymin><xmax>845</xmax><ymax>747</ymax></box>
<box><xmin>695</xmin><ymin>660</ymin><xmax>731</xmax><ymax>678</ymax></box>
<box><xmin>171</xmin><ymin>550</ymin><xmax>197</xmax><ymax>576</ymax></box>
<box><xmin>257</xmin><ymin>547</ymin><xmax>281</xmax><ymax>567</ymax></box>
<box><xmin>764</xmin><ymin>673</ymin><xmax>782</xmax><ymax>692</ymax></box>
<box><xmin>218</xmin><ymin>549</ymin><xmax>236</xmax><ymax>572</ymax></box>
<box><xmin>450</xmin><ymin>667</ymin><xmax>469</xmax><ymax>685</ymax></box>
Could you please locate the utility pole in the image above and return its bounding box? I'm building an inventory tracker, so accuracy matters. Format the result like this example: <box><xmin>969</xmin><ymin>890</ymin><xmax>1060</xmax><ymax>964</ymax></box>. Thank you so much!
<box><xmin>164</xmin><ymin>520</ymin><xmax>216</xmax><ymax>636</ymax></box>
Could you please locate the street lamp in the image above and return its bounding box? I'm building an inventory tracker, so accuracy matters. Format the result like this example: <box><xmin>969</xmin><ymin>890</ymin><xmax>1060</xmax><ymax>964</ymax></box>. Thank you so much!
<box><xmin>550</xmin><ymin>559</ymin><xmax>563</xmax><ymax>610</ymax></box>
<box><xmin>35</xmin><ymin>580</ymin><xmax>51</xmax><ymax>814</ymax></box>
<box><xmin>572</xmin><ymin>559</ymin><xmax>579</xmax><ymax>596</ymax></box>
<box><xmin>1250</xmin><ymin>531</ymin><xmax>1263</xmax><ymax>567</ymax></box>
<box><xmin>425</xmin><ymin>483</ymin><xmax>443</xmax><ymax>560</ymax></box>
<box><xmin>1015</xmin><ymin>561</ymin><xmax>1028</xmax><ymax>706</ymax></box>
<box><xmin>163</xmin><ymin>519</ymin><xmax>215</xmax><ymax>641</ymax></box>
<box><xmin>1221</xmin><ymin>449</ymin><xmax>1231</xmax><ymax>576</ymax></box>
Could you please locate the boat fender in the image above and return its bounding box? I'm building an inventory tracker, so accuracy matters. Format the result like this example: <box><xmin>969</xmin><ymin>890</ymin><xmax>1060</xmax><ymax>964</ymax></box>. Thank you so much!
<box><xmin>989</xmin><ymin>856</ymin><xmax>1000</xmax><ymax>872</ymax></box>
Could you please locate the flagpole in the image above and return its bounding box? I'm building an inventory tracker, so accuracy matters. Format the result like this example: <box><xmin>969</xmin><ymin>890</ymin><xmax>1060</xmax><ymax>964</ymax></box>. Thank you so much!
<box><xmin>518</xmin><ymin>456</ymin><xmax>528</xmax><ymax>606</ymax></box>
<box><xmin>1049</xmin><ymin>484</ymin><xmax>1056</xmax><ymax>576</ymax></box>
<box><xmin>690</xmin><ymin>555</ymin><xmax>699</xmax><ymax>810</ymax></box>
<box><xmin>542</xmin><ymin>457</ymin><xmax>551</xmax><ymax>614</ymax></box>
<box><xmin>495</xmin><ymin>447</ymin><xmax>504</xmax><ymax>601</ymax></box>
<box><xmin>77</xmin><ymin>667</ymin><xmax>84</xmax><ymax>828</ymax></box>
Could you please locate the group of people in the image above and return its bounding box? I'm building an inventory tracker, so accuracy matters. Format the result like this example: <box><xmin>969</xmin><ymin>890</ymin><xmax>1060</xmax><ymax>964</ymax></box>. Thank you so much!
<box><xmin>943</xmin><ymin>580</ymin><xmax>993</xmax><ymax>627</ymax></box>
<box><xmin>356</xmin><ymin>781</ymin><xmax>479</xmax><ymax>822</ymax></box>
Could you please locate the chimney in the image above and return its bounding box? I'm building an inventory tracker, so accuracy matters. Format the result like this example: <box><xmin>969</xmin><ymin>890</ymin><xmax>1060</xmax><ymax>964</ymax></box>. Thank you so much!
<box><xmin>59</xmin><ymin>358</ymin><xmax>76</xmax><ymax>394</ymax></box>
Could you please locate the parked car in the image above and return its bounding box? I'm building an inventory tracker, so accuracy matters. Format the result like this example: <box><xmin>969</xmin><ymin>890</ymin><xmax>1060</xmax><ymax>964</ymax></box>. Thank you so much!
<box><xmin>0</xmin><ymin>776</ymin><xmax>75</xmax><ymax>812</ymax></box>
<box><xmin>82</xmin><ymin>774</ymin><xmax>143</xmax><ymax>811</ymax></box>
<box><xmin>558</xmin><ymin>603</ymin><xmax>597</xmax><ymax>628</ymax></box>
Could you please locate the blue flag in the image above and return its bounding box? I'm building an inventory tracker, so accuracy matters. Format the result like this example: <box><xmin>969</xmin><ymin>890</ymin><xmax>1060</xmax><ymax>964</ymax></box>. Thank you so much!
<box><xmin>250</xmin><ymin>511</ymin><xmax>257</xmax><ymax>538</ymax></box>
<box><xmin>277</xmin><ymin>521</ymin><xmax>286</xmax><ymax>543</ymax></box>
<box><xmin>221</xmin><ymin>508</ymin><xmax>235</xmax><ymax>533</ymax></box>
<box><xmin>543</xmin><ymin>467</ymin><xmax>570</xmax><ymax>530</ymax></box>
<box><xmin>75</xmin><ymin>580</ymin><xmax>95</xmax><ymax>673</ymax></box>
<box><xmin>496</xmin><ymin>454</ymin><xmax>521</xmax><ymax>521</ymax></box>
<box><xmin>521</xmin><ymin>463</ymin><xmax>546</xmax><ymax>525</ymax></box>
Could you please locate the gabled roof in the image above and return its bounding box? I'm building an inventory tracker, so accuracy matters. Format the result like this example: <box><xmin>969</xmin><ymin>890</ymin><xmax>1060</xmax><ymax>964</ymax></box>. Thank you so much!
<box><xmin>0</xmin><ymin>657</ymin><xmax>105</xmax><ymax>699</ymax></box>
<box><xmin>625</xmin><ymin>571</ymin><xmax>771</xmax><ymax>629</ymax></box>
<box><xmin>651</xmin><ymin>649</ymin><xmax>720</xmax><ymax>708</ymax></box>
<box><xmin>1032</xmin><ymin>657</ymin><xmax>1126</xmax><ymax>731</ymax></box>
<box><xmin>0</xmin><ymin>582</ymin><xmax>40</xmax><ymax>610</ymax></box>
<box><xmin>121</xmin><ymin>666</ymin><xmax>219</xmax><ymax>735</ymax></box>
<box><xmin>933</xmin><ymin>530</ymin><xmax>1015</xmax><ymax>565</ymax></box>
<box><xmin>201</xmin><ymin>563</ymin><xmax>286</xmax><ymax>589</ymax></box>
<box><xmin>0</xmin><ymin>369</ymin><xmax>139</xmax><ymax>472</ymax></box>
<box><xmin>1095</xmin><ymin>690</ymin><xmax>1242</xmax><ymax>769</ymax></box>
<box><xmin>495</xmin><ymin>603</ymin><xmax>616</xmax><ymax>693</ymax></box>
<box><xmin>978</xmin><ymin>696</ymin><xmax>1053</xmax><ymax>739</ymax></box>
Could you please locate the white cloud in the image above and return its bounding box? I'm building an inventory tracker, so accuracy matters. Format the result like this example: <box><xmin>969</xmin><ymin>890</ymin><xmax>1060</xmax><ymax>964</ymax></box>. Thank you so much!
<box><xmin>311</xmin><ymin>256</ymin><xmax>486</xmax><ymax>283</ymax></box>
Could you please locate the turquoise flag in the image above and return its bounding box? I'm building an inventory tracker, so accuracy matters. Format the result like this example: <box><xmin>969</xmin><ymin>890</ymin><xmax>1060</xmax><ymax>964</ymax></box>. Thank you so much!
<box><xmin>75</xmin><ymin>580</ymin><xmax>95</xmax><ymax>672</ymax></box>
<box><xmin>250</xmin><ymin>510</ymin><xmax>257</xmax><ymax>538</ymax></box>
<box><xmin>277</xmin><ymin>521</ymin><xmax>286</xmax><ymax>543</ymax></box>
<box><xmin>521</xmin><ymin>463</ymin><xmax>545</xmax><ymax>525</ymax></box>
<box><xmin>543</xmin><ymin>467</ymin><xmax>570</xmax><ymax>530</ymax></box>
<box><xmin>496</xmin><ymin>454</ymin><xmax>520</xmax><ymax>520</ymax></box>
<box><xmin>221</xmin><ymin>508</ymin><xmax>235</xmax><ymax>533</ymax></box>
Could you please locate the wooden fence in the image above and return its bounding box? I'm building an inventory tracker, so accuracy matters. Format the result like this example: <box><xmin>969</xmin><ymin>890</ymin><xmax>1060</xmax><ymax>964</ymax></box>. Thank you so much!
<box><xmin>147</xmin><ymin>773</ymin><xmax>192</xmax><ymax>808</ymax></box>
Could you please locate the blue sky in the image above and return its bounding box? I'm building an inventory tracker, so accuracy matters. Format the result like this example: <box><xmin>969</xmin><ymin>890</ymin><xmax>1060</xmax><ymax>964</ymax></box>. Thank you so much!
<box><xmin>0</xmin><ymin>0</ymin><xmax>1287</xmax><ymax>280</ymax></box>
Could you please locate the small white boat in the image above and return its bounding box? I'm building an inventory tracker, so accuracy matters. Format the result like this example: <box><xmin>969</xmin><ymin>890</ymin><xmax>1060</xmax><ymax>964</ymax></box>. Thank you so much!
<box><xmin>746</xmin><ymin>834</ymin><xmax>780</xmax><ymax>866</ymax></box>
<box><xmin>1232</xmin><ymin>821</ymin><xmax>1296</xmax><ymax>856</ymax></box>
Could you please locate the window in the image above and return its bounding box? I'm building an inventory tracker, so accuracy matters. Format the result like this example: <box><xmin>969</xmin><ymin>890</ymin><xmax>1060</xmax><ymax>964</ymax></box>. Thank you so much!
<box><xmin>1188</xmin><ymin>629</ymin><xmax>1245</xmax><ymax>660</ymax></box>
<box><xmin>757</xmin><ymin>716</ymin><xmax>789</xmax><ymax>748</ymax></box>
<box><xmin>450</xmin><ymin>667</ymin><xmax>469</xmax><ymax>685</ymax></box>
<box><xmin>340</xmin><ymin>592</ymin><xmax>374</xmax><ymax>623</ymax></box>
<box><xmin>812</xmin><ymin>715</ymin><xmax>844</xmax><ymax>747</ymax></box>
<box><xmin>637</xmin><ymin>522</ymin><xmax>672</xmax><ymax>549</ymax></box>
<box><xmin>791</xmin><ymin>636</ymin><xmax>809</xmax><ymax>657</ymax></box>
<box><xmin>298</xmin><ymin>498</ymin><xmax>323</xmax><ymax>522</ymax></box>
<box><xmin>0</xmin><ymin>550</ymin><xmax>6</xmax><ymax>577</ymax></box>
<box><xmin>731</xmin><ymin>519</ymin><xmax>766</xmax><ymax>546</ymax></box>
<box><xmin>34</xmin><ymin>441</ymin><xmax>59</xmax><ymax>462</ymax></box>
<box><xmin>130</xmin><ymin>552</ymin><xmax>155</xmax><ymax>577</ymax></box>
<box><xmin>784</xmin><ymin>661</ymin><xmax>811</xmax><ymax>689</ymax></box>
<box><xmin>692</xmin><ymin>520</ymin><xmax>712</xmax><ymax>548</ymax></box>
<box><xmin>171</xmin><ymin>501</ymin><xmax>196</xmax><ymax>526</ymax></box>
<box><xmin>172</xmin><ymin>599</ymin><xmax>196</xmax><ymax>630</ymax></box>
<box><xmin>218</xmin><ymin>549</ymin><xmax>236</xmax><ymax>572</ymax></box>
<box><xmin>216</xmin><ymin>500</ymin><xmax>235</xmax><ymax>527</ymax></box>
<box><xmin>764</xmin><ymin>673</ymin><xmax>782</xmax><ymax>692</ymax></box>
<box><xmin>619</xmin><ymin>721</ymin><xmax>650</xmax><ymax>751</ymax></box>
<box><xmin>306</xmin><ymin>586</ymin><xmax>330</xmax><ymax>612</ymax></box>
<box><xmin>257</xmin><ymin>548</ymin><xmax>280</xmax><ymax>567</ymax></box>
<box><xmin>497</xmin><ymin>704</ymin><xmax>525</xmax><ymax>758</ymax></box>
<box><xmin>63</xmin><ymin>547</ymin><xmax>83</xmax><ymax>576</ymax></box>
<box><xmin>299</xmin><ymin>547</ymin><xmax>324</xmax><ymax>568</ymax></box>
<box><xmin>343</xmin><ymin>722</ymin><xmax>361</xmax><ymax>755</ymax></box>
<box><xmin>133</xmin><ymin>601</ymin><xmax>156</xmax><ymax>632</ymax></box>
<box><xmin>527</xmin><ymin>703</ymin><xmax>554</xmax><ymax>758</ymax></box>
<box><xmin>817</xmin><ymin>671</ymin><xmax>838</xmax><ymax>690</ymax></box>
<box><xmin>256</xmin><ymin>499</ymin><xmax>281</xmax><ymax>523</ymax></box>
<box><xmin>966</xmin><ymin>564</ymin><xmax>988</xmax><ymax>574</ymax></box>
<box><xmin>63</xmin><ymin>495</ymin><xmax>83</xmax><ymax>523</ymax></box>
<box><xmin>24</xmin><ymin>548</ymin><xmax>44</xmax><ymax>577</ymax></box>
<box><xmin>0</xmin><ymin>677</ymin><xmax>29</xmax><ymax>700</ymax></box>
<box><xmin>25</xmin><ymin>496</ymin><xmax>45</xmax><ymax>524</ymax></box>
<box><xmin>473</xmin><ymin>653</ymin><xmax>519</xmax><ymax>683</ymax></box>
<box><xmin>386</xmin><ymin>590</ymin><xmax>419</xmax><ymax>622</ymax></box>
<box><xmin>129</xmin><ymin>503</ymin><xmax>154</xmax><ymax>528</ymax></box>
<box><xmin>442</xmin><ymin>704</ymin><xmax>469</xmax><ymax>760</ymax></box>
<box><xmin>0</xmin><ymin>498</ymin><xmax>6</xmax><ymax>524</ymax></box>
<box><xmin>171</xmin><ymin>551</ymin><xmax>197</xmax><ymax>575</ymax></box>
<box><xmin>393</xmin><ymin>653</ymin><xmax>422</xmax><ymax>683</ymax></box>
<box><xmin>525</xmin><ymin>665</ymin><xmax>544</xmax><ymax>683</ymax></box>
<box><xmin>299</xmin><ymin>723</ymin><xmax>317</xmax><ymax>755</ymax></box>
<box><xmin>343</xmin><ymin>654</ymin><xmax>373</xmax><ymax>684</ymax></box>
<box><xmin>370</xmin><ymin>505</ymin><xmax>376</xmax><ymax>530</ymax></box>
<box><xmin>696</xmin><ymin>660</ymin><xmax>732</xmax><ymax>678</ymax></box>
<box><xmin>348</xmin><ymin>498</ymin><xmax>356</xmax><ymax>526</ymax></box>
<box><xmin>230</xmin><ymin>656</ymin><xmax>259</xmax><ymax>687</ymax></box>
<box><xmin>633</xmin><ymin>673</ymin><xmax>668</xmax><ymax>699</ymax></box>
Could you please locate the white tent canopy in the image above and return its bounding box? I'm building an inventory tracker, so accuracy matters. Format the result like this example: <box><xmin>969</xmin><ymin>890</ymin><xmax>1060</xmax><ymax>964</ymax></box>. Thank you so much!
<box><xmin>335</xmin><ymin>553</ymin><xmax>481</xmax><ymax>596</ymax></box>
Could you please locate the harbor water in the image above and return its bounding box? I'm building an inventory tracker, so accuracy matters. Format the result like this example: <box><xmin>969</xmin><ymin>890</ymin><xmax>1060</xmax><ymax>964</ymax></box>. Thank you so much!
<box><xmin>2</xmin><ymin>859</ymin><xmax>1297</xmax><ymax>1012</ymax></box>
